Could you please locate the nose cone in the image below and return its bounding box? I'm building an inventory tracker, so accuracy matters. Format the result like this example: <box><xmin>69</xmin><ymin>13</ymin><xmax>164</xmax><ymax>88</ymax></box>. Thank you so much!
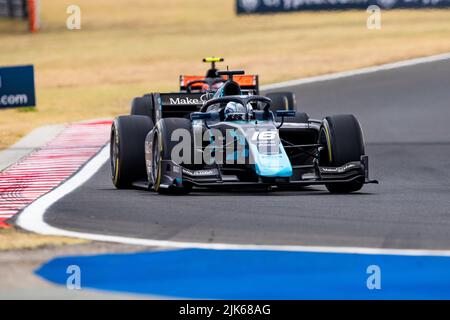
<box><xmin>253</xmin><ymin>149</ymin><xmax>293</xmax><ymax>178</ymax></box>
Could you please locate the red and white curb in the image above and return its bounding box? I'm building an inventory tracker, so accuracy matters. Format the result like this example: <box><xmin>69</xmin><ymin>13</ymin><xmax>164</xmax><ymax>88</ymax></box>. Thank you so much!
<box><xmin>0</xmin><ymin>120</ymin><xmax>112</xmax><ymax>228</ymax></box>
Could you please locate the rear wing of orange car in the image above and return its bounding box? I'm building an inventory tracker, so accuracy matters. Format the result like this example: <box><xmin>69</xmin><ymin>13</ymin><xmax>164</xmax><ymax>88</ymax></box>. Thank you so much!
<box><xmin>179</xmin><ymin>74</ymin><xmax>259</xmax><ymax>94</ymax></box>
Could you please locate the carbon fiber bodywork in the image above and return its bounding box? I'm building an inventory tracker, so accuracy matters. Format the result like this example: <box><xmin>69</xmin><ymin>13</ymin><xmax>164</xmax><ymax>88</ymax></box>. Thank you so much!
<box><xmin>143</xmin><ymin>94</ymin><xmax>377</xmax><ymax>191</ymax></box>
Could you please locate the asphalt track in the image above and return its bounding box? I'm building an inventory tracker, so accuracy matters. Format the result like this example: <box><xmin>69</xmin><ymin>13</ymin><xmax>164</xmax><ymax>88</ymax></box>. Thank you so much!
<box><xmin>44</xmin><ymin>58</ymin><xmax>450</xmax><ymax>250</ymax></box>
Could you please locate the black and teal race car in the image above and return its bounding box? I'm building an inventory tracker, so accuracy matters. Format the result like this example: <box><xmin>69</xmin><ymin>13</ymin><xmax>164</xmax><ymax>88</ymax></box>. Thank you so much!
<box><xmin>110</xmin><ymin>69</ymin><xmax>377</xmax><ymax>194</ymax></box>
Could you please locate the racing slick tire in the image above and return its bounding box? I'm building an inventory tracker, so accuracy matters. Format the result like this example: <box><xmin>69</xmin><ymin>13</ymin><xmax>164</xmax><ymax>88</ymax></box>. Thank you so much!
<box><xmin>110</xmin><ymin>115</ymin><xmax>154</xmax><ymax>189</ymax></box>
<box><xmin>130</xmin><ymin>94</ymin><xmax>154</xmax><ymax>119</ymax></box>
<box><xmin>151</xmin><ymin>118</ymin><xmax>193</xmax><ymax>195</ymax></box>
<box><xmin>267</xmin><ymin>92</ymin><xmax>296</xmax><ymax>111</ymax></box>
<box><xmin>319</xmin><ymin>114</ymin><xmax>365</xmax><ymax>194</ymax></box>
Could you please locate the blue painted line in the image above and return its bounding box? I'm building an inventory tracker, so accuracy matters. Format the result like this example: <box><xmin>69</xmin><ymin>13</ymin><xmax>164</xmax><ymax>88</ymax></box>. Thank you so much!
<box><xmin>35</xmin><ymin>249</ymin><xmax>450</xmax><ymax>299</ymax></box>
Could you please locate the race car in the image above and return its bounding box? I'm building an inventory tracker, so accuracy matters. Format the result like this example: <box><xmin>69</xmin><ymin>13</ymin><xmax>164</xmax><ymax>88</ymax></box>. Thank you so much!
<box><xmin>110</xmin><ymin>69</ymin><xmax>377</xmax><ymax>194</ymax></box>
<box><xmin>130</xmin><ymin>57</ymin><xmax>295</xmax><ymax>118</ymax></box>
<box><xmin>179</xmin><ymin>57</ymin><xmax>259</xmax><ymax>95</ymax></box>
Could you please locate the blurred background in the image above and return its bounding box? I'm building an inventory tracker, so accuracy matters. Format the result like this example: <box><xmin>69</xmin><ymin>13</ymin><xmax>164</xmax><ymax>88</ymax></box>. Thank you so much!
<box><xmin>0</xmin><ymin>0</ymin><xmax>450</xmax><ymax>150</ymax></box>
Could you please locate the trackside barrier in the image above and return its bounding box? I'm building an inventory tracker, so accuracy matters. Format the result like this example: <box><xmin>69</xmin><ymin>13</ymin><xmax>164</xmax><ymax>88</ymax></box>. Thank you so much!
<box><xmin>236</xmin><ymin>0</ymin><xmax>450</xmax><ymax>14</ymax></box>
<box><xmin>0</xmin><ymin>0</ymin><xmax>40</xmax><ymax>32</ymax></box>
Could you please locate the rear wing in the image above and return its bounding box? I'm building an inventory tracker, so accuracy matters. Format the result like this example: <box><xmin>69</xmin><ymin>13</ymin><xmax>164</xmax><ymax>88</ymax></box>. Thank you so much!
<box><xmin>179</xmin><ymin>74</ymin><xmax>259</xmax><ymax>94</ymax></box>
<box><xmin>154</xmin><ymin>93</ymin><xmax>207</xmax><ymax>119</ymax></box>
<box><xmin>179</xmin><ymin>75</ymin><xmax>205</xmax><ymax>91</ymax></box>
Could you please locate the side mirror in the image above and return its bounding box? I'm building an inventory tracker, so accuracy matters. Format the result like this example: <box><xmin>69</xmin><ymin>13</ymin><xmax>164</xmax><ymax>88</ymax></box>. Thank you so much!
<box><xmin>276</xmin><ymin>110</ymin><xmax>296</xmax><ymax>118</ymax></box>
<box><xmin>190</xmin><ymin>112</ymin><xmax>212</xmax><ymax>121</ymax></box>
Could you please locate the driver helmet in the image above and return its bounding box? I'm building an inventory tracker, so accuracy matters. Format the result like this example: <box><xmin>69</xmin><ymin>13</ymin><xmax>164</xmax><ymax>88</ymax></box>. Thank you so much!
<box><xmin>201</xmin><ymin>83</ymin><xmax>209</xmax><ymax>92</ymax></box>
<box><xmin>201</xmin><ymin>81</ymin><xmax>224</xmax><ymax>93</ymax></box>
<box><xmin>224</xmin><ymin>102</ymin><xmax>253</xmax><ymax>121</ymax></box>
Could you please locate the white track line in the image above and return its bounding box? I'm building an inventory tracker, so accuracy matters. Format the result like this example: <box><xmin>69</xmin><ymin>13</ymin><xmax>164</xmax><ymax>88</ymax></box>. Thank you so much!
<box><xmin>261</xmin><ymin>52</ymin><xmax>450</xmax><ymax>90</ymax></box>
<box><xmin>17</xmin><ymin>52</ymin><xmax>450</xmax><ymax>257</ymax></box>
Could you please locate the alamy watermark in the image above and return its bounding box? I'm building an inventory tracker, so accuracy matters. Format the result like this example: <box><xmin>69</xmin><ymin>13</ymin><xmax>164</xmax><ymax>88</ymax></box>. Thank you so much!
<box><xmin>66</xmin><ymin>265</ymin><xmax>81</xmax><ymax>290</ymax></box>
<box><xmin>163</xmin><ymin>128</ymin><xmax>281</xmax><ymax>166</ymax></box>
<box><xmin>366</xmin><ymin>265</ymin><xmax>382</xmax><ymax>290</ymax></box>
<box><xmin>367</xmin><ymin>5</ymin><xmax>382</xmax><ymax>30</ymax></box>
<box><xmin>66</xmin><ymin>5</ymin><xmax>81</xmax><ymax>30</ymax></box>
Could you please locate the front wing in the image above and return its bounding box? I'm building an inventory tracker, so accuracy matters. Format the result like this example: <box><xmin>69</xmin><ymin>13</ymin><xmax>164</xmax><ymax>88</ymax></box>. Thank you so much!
<box><xmin>154</xmin><ymin>155</ymin><xmax>378</xmax><ymax>190</ymax></box>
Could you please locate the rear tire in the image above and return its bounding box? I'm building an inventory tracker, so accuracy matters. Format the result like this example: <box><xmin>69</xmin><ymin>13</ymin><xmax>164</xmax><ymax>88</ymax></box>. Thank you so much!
<box><xmin>130</xmin><ymin>95</ymin><xmax>154</xmax><ymax>119</ymax></box>
<box><xmin>319</xmin><ymin>114</ymin><xmax>365</xmax><ymax>193</ymax></box>
<box><xmin>267</xmin><ymin>92</ymin><xmax>296</xmax><ymax>111</ymax></box>
<box><xmin>151</xmin><ymin>118</ymin><xmax>193</xmax><ymax>194</ymax></box>
<box><xmin>110</xmin><ymin>115</ymin><xmax>154</xmax><ymax>189</ymax></box>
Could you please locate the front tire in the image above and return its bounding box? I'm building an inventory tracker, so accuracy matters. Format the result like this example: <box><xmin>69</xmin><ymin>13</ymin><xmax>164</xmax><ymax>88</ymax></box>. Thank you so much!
<box><xmin>319</xmin><ymin>114</ymin><xmax>365</xmax><ymax>193</ymax></box>
<box><xmin>110</xmin><ymin>115</ymin><xmax>154</xmax><ymax>189</ymax></box>
<box><xmin>151</xmin><ymin>118</ymin><xmax>193</xmax><ymax>194</ymax></box>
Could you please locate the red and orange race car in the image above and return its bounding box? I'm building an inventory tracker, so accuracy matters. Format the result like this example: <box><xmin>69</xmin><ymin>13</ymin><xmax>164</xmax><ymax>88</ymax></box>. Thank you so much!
<box><xmin>179</xmin><ymin>57</ymin><xmax>259</xmax><ymax>95</ymax></box>
<box><xmin>130</xmin><ymin>57</ymin><xmax>295</xmax><ymax>118</ymax></box>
